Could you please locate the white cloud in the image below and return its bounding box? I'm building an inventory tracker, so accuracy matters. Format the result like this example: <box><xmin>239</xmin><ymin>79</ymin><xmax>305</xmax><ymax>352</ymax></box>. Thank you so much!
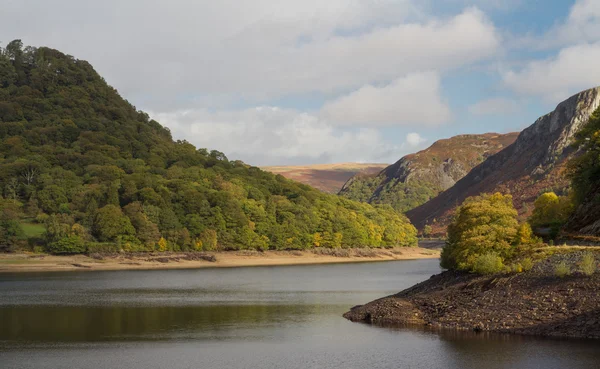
<box><xmin>320</xmin><ymin>72</ymin><xmax>451</xmax><ymax>126</ymax></box>
<box><xmin>542</xmin><ymin>0</ymin><xmax>600</xmax><ymax>48</ymax></box>
<box><xmin>468</xmin><ymin>97</ymin><xmax>520</xmax><ymax>115</ymax></box>
<box><xmin>0</xmin><ymin>1</ymin><xmax>502</xmax><ymax>165</ymax></box>
<box><xmin>0</xmin><ymin>2</ymin><xmax>499</xmax><ymax>108</ymax></box>
<box><xmin>406</xmin><ymin>132</ymin><xmax>427</xmax><ymax>147</ymax></box>
<box><xmin>503</xmin><ymin>42</ymin><xmax>600</xmax><ymax>101</ymax></box>
<box><xmin>151</xmin><ymin>107</ymin><xmax>424</xmax><ymax>165</ymax></box>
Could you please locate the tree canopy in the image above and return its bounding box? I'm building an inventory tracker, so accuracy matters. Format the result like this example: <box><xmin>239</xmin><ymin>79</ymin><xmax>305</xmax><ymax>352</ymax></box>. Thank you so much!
<box><xmin>441</xmin><ymin>193</ymin><xmax>526</xmax><ymax>272</ymax></box>
<box><xmin>0</xmin><ymin>40</ymin><xmax>417</xmax><ymax>253</ymax></box>
<box><xmin>528</xmin><ymin>192</ymin><xmax>573</xmax><ymax>229</ymax></box>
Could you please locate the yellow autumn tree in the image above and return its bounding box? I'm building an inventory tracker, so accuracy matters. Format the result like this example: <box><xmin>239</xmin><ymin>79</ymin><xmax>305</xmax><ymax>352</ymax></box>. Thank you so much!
<box><xmin>441</xmin><ymin>193</ymin><xmax>520</xmax><ymax>272</ymax></box>
<box><xmin>529</xmin><ymin>192</ymin><xmax>573</xmax><ymax>228</ymax></box>
<box><xmin>157</xmin><ymin>237</ymin><xmax>168</xmax><ymax>252</ymax></box>
<box><xmin>516</xmin><ymin>223</ymin><xmax>535</xmax><ymax>245</ymax></box>
<box><xmin>312</xmin><ymin>232</ymin><xmax>323</xmax><ymax>247</ymax></box>
<box><xmin>193</xmin><ymin>239</ymin><xmax>203</xmax><ymax>251</ymax></box>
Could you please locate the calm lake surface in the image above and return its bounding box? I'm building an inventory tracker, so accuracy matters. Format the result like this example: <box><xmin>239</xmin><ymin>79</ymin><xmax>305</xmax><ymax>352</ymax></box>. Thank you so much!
<box><xmin>1</xmin><ymin>259</ymin><xmax>599</xmax><ymax>369</ymax></box>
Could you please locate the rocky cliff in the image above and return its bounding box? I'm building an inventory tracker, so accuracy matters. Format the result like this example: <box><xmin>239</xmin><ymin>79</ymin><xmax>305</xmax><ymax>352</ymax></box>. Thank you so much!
<box><xmin>338</xmin><ymin>133</ymin><xmax>518</xmax><ymax>213</ymax></box>
<box><xmin>407</xmin><ymin>87</ymin><xmax>600</xmax><ymax>233</ymax></box>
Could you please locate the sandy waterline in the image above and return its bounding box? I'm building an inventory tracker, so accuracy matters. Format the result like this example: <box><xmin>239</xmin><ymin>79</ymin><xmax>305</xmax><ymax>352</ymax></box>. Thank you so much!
<box><xmin>0</xmin><ymin>247</ymin><xmax>440</xmax><ymax>273</ymax></box>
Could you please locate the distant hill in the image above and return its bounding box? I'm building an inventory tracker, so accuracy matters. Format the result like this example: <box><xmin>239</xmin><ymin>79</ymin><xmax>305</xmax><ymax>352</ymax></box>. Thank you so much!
<box><xmin>407</xmin><ymin>87</ymin><xmax>600</xmax><ymax>234</ymax></box>
<box><xmin>262</xmin><ymin>163</ymin><xmax>387</xmax><ymax>193</ymax></box>
<box><xmin>339</xmin><ymin>132</ymin><xmax>518</xmax><ymax>213</ymax></box>
<box><xmin>0</xmin><ymin>40</ymin><xmax>418</xmax><ymax>253</ymax></box>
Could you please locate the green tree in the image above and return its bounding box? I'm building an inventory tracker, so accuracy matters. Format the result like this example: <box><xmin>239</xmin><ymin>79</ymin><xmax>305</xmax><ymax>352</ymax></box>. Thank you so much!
<box><xmin>37</xmin><ymin>185</ymin><xmax>68</xmax><ymax>214</ymax></box>
<box><xmin>441</xmin><ymin>193</ymin><xmax>519</xmax><ymax>272</ymax></box>
<box><xmin>94</xmin><ymin>205</ymin><xmax>135</xmax><ymax>242</ymax></box>
<box><xmin>529</xmin><ymin>192</ymin><xmax>573</xmax><ymax>228</ymax></box>
<box><xmin>123</xmin><ymin>202</ymin><xmax>160</xmax><ymax>246</ymax></box>
<box><xmin>200</xmin><ymin>229</ymin><xmax>218</xmax><ymax>251</ymax></box>
<box><xmin>422</xmin><ymin>225</ymin><xmax>433</xmax><ymax>237</ymax></box>
<box><xmin>0</xmin><ymin>200</ymin><xmax>24</xmax><ymax>252</ymax></box>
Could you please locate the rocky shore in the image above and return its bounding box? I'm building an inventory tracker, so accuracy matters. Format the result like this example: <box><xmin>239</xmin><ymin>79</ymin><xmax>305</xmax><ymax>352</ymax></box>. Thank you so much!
<box><xmin>344</xmin><ymin>251</ymin><xmax>600</xmax><ymax>339</ymax></box>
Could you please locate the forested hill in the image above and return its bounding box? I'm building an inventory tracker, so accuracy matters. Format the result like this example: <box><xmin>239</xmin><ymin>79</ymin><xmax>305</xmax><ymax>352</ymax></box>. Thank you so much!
<box><xmin>0</xmin><ymin>40</ymin><xmax>417</xmax><ymax>253</ymax></box>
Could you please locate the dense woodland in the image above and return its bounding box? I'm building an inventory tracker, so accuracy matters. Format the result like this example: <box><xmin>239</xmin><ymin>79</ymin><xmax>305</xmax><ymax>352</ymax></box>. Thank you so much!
<box><xmin>339</xmin><ymin>176</ymin><xmax>438</xmax><ymax>213</ymax></box>
<box><xmin>0</xmin><ymin>40</ymin><xmax>417</xmax><ymax>254</ymax></box>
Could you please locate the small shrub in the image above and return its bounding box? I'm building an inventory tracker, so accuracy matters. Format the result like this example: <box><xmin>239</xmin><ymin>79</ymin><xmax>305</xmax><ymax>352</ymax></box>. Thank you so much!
<box><xmin>548</xmin><ymin>240</ymin><xmax>554</xmax><ymax>246</ymax></box>
<box><xmin>554</xmin><ymin>261</ymin><xmax>571</xmax><ymax>278</ymax></box>
<box><xmin>511</xmin><ymin>263</ymin><xmax>523</xmax><ymax>273</ymax></box>
<box><xmin>580</xmin><ymin>252</ymin><xmax>597</xmax><ymax>276</ymax></box>
<box><xmin>35</xmin><ymin>213</ymin><xmax>49</xmax><ymax>224</ymax></box>
<box><xmin>312</xmin><ymin>247</ymin><xmax>350</xmax><ymax>257</ymax></box>
<box><xmin>354</xmin><ymin>248</ymin><xmax>378</xmax><ymax>258</ymax></box>
<box><xmin>46</xmin><ymin>235</ymin><xmax>86</xmax><ymax>254</ymax></box>
<box><xmin>472</xmin><ymin>252</ymin><xmax>504</xmax><ymax>275</ymax></box>
<box><xmin>521</xmin><ymin>257</ymin><xmax>534</xmax><ymax>271</ymax></box>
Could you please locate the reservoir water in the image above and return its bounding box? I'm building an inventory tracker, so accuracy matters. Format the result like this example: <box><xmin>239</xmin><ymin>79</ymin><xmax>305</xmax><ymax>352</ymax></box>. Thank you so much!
<box><xmin>1</xmin><ymin>259</ymin><xmax>599</xmax><ymax>368</ymax></box>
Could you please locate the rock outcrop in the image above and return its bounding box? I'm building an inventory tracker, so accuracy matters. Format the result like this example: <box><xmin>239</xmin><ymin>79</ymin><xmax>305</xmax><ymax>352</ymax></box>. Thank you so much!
<box><xmin>407</xmin><ymin>87</ymin><xmax>600</xmax><ymax>233</ymax></box>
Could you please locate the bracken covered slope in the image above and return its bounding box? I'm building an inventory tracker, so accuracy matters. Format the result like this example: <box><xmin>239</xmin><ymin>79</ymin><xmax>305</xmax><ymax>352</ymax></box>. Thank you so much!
<box><xmin>338</xmin><ymin>133</ymin><xmax>518</xmax><ymax>213</ymax></box>
<box><xmin>407</xmin><ymin>87</ymin><xmax>600</xmax><ymax>233</ymax></box>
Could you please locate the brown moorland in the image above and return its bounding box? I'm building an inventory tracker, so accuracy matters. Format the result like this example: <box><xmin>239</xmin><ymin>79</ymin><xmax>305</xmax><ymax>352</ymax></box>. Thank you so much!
<box><xmin>262</xmin><ymin>163</ymin><xmax>387</xmax><ymax>193</ymax></box>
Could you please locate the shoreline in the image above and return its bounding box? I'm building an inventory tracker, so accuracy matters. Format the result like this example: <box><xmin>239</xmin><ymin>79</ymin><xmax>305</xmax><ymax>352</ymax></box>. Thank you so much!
<box><xmin>0</xmin><ymin>247</ymin><xmax>440</xmax><ymax>273</ymax></box>
<box><xmin>344</xmin><ymin>250</ymin><xmax>600</xmax><ymax>339</ymax></box>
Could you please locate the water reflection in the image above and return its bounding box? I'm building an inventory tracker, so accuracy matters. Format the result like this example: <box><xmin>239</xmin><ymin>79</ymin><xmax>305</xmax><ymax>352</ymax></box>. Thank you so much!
<box><xmin>0</xmin><ymin>304</ymin><xmax>340</xmax><ymax>342</ymax></box>
<box><xmin>1</xmin><ymin>260</ymin><xmax>599</xmax><ymax>369</ymax></box>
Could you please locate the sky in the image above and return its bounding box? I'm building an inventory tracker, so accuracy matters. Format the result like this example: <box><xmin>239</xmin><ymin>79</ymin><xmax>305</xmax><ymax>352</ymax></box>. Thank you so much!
<box><xmin>2</xmin><ymin>0</ymin><xmax>600</xmax><ymax>166</ymax></box>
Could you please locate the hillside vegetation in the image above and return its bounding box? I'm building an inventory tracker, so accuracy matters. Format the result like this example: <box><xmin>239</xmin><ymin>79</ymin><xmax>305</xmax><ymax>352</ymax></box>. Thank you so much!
<box><xmin>0</xmin><ymin>40</ymin><xmax>417</xmax><ymax>253</ymax></box>
<box><xmin>565</xmin><ymin>106</ymin><xmax>600</xmax><ymax>237</ymax></box>
<box><xmin>407</xmin><ymin>88</ymin><xmax>600</xmax><ymax>233</ymax></box>
<box><xmin>339</xmin><ymin>133</ymin><xmax>517</xmax><ymax>213</ymax></box>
